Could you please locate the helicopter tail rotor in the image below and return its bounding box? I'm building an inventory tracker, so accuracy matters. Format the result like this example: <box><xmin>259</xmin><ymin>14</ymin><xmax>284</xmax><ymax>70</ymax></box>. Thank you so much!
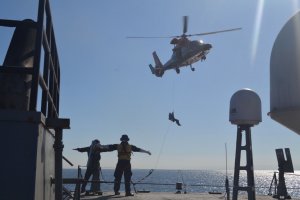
<box><xmin>149</xmin><ymin>64</ymin><xmax>164</xmax><ymax>77</ymax></box>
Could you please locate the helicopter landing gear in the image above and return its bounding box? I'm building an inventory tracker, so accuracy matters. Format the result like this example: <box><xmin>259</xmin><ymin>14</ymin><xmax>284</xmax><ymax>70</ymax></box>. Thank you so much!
<box><xmin>175</xmin><ymin>68</ymin><xmax>180</xmax><ymax>74</ymax></box>
<box><xmin>190</xmin><ymin>65</ymin><xmax>195</xmax><ymax>71</ymax></box>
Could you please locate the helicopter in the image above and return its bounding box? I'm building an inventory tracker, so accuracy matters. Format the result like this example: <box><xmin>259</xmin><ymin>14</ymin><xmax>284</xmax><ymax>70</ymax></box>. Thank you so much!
<box><xmin>128</xmin><ymin>16</ymin><xmax>241</xmax><ymax>77</ymax></box>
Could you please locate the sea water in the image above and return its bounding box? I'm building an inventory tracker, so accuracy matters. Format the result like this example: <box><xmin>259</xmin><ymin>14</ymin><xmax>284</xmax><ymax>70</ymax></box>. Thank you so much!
<box><xmin>63</xmin><ymin>169</ymin><xmax>300</xmax><ymax>197</ymax></box>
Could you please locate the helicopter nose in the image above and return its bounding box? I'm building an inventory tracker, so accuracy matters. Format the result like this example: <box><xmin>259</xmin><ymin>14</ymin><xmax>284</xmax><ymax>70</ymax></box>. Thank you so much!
<box><xmin>206</xmin><ymin>44</ymin><xmax>212</xmax><ymax>49</ymax></box>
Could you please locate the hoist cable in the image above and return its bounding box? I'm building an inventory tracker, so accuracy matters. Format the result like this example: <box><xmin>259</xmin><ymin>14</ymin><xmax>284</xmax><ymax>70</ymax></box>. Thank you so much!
<box><xmin>132</xmin><ymin>122</ymin><xmax>172</xmax><ymax>186</ymax></box>
<box><xmin>153</xmin><ymin>122</ymin><xmax>172</xmax><ymax>169</ymax></box>
<box><xmin>172</xmin><ymin>79</ymin><xmax>175</xmax><ymax>111</ymax></box>
<box><xmin>133</xmin><ymin>78</ymin><xmax>176</xmax><ymax>185</ymax></box>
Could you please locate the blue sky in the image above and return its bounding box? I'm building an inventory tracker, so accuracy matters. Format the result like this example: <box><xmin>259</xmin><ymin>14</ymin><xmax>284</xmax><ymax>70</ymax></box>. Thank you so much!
<box><xmin>1</xmin><ymin>0</ymin><xmax>300</xmax><ymax>170</ymax></box>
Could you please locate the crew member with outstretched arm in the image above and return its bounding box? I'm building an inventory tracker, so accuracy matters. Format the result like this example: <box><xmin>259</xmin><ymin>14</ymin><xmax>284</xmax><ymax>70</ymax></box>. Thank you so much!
<box><xmin>106</xmin><ymin>134</ymin><xmax>151</xmax><ymax>196</ymax></box>
<box><xmin>73</xmin><ymin>139</ymin><xmax>110</xmax><ymax>195</ymax></box>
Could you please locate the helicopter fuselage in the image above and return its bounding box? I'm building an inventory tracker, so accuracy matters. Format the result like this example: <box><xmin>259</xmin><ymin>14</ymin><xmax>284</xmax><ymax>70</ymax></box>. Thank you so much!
<box><xmin>164</xmin><ymin>40</ymin><xmax>212</xmax><ymax>70</ymax></box>
<box><xmin>130</xmin><ymin>16</ymin><xmax>240</xmax><ymax>77</ymax></box>
<box><xmin>149</xmin><ymin>39</ymin><xmax>212</xmax><ymax>77</ymax></box>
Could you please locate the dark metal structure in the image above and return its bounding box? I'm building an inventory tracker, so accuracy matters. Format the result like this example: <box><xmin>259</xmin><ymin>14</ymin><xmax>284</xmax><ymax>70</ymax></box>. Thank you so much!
<box><xmin>0</xmin><ymin>0</ymin><xmax>60</xmax><ymax>117</ymax></box>
<box><xmin>274</xmin><ymin>148</ymin><xmax>293</xmax><ymax>199</ymax></box>
<box><xmin>0</xmin><ymin>0</ymin><xmax>69</xmax><ymax>200</ymax></box>
<box><xmin>232</xmin><ymin>125</ymin><xmax>256</xmax><ymax>200</ymax></box>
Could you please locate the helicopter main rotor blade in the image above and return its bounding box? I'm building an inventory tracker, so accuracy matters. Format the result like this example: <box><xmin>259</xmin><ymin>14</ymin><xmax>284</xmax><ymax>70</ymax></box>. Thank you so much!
<box><xmin>185</xmin><ymin>27</ymin><xmax>242</xmax><ymax>37</ymax></box>
<box><xmin>126</xmin><ymin>36</ymin><xmax>175</xmax><ymax>39</ymax></box>
<box><xmin>183</xmin><ymin>16</ymin><xmax>188</xmax><ymax>34</ymax></box>
<box><xmin>126</xmin><ymin>27</ymin><xmax>242</xmax><ymax>39</ymax></box>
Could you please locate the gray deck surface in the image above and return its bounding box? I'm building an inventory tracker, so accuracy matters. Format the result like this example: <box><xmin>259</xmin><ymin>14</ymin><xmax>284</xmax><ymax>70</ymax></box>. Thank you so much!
<box><xmin>80</xmin><ymin>192</ymin><xmax>299</xmax><ymax>200</ymax></box>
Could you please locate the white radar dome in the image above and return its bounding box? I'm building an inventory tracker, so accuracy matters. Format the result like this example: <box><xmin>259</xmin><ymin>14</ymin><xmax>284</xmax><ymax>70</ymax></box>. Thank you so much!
<box><xmin>270</xmin><ymin>11</ymin><xmax>300</xmax><ymax>135</ymax></box>
<box><xmin>229</xmin><ymin>88</ymin><xmax>262</xmax><ymax>125</ymax></box>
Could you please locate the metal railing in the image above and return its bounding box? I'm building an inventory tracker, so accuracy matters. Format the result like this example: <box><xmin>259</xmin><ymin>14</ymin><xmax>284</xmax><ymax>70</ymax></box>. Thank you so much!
<box><xmin>0</xmin><ymin>1</ymin><xmax>71</xmax><ymax>200</ymax></box>
<box><xmin>0</xmin><ymin>0</ymin><xmax>60</xmax><ymax>118</ymax></box>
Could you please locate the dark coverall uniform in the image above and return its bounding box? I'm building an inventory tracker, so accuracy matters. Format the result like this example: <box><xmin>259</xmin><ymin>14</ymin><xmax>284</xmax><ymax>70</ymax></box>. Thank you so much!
<box><xmin>169</xmin><ymin>112</ymin><xmax>181</xmax><ymax>126</ymax></box>
<box><xmin>108</xmin><ymin>142</ymin><xmax>144</xmax><ymax>195</ymax></box>
<box><xmin>77</xmin><ymin>142</ymin><xmax>109</xmax><ymax>193</ymax></box>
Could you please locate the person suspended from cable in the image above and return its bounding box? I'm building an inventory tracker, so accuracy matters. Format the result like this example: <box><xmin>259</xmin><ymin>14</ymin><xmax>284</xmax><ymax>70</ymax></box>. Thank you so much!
<box><xmin>169</xmin><ymin>112</ymin><xmax>181</xmax><ymax>126</ymax></box>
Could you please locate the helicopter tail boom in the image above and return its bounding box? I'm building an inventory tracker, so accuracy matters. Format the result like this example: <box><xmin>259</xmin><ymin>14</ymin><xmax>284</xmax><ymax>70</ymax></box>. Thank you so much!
<box><xmin>153</xmin><ymin>51</ymin><xmax>163</xmax><ymax>68</ymax></box>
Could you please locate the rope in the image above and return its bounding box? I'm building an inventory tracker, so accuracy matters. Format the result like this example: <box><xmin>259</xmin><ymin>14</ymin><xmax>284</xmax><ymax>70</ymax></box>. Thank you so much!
<box><xmin>132</xmin><ymin>79</ymin><xmax>176</xmax><ymax>185</ymax></box>
<box><xmin>130</xmin><ymin>78</ymin><xmax>178</xmax><ymax>186</ymax></box>
<box><xmin>134</xmin><ymin>169</ymin><xmax>154</xmax><ymax>184</ymax></box>
<box><xmin>153</xmin><ymin>122</ymin><xmax>172</xmax><ymax>169</ymax></box>
<box><xmin>131</xmin><ymin>120</ymin><xmax>172</xmax><ymax>186</ymax></box>
<box><xmin>171</xmin><ymin>79</ymin><xmax>175</xmax><ymax>110</ymax></box>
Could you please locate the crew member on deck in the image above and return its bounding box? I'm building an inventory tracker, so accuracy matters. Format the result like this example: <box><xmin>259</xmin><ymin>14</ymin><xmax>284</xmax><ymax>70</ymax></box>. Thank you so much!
<box><xmin>107</xmin><ymin>134</ymin><xmax>151</xmax><ymax>196</ymax></box>
<box><xmin>73</xmin><ymin>139</ymin><xmax>110</xmax><ymax>195</ymax></box>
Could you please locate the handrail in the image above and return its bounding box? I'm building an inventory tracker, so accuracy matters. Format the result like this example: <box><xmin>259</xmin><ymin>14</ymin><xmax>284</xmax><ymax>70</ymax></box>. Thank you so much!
<box><xmin>0</xmin><ymin>19</ymin><xmax>36</xmax><ymax>28</ymax></box>
<box><xmin>0</xmin><ymin>0</ymin><xmax>60</xmax><ymax>119</ymax></box>
<box><xmin>63</xmin><ymin>156</ymin><xmax>74</xmax><ymax>167</ymax></box>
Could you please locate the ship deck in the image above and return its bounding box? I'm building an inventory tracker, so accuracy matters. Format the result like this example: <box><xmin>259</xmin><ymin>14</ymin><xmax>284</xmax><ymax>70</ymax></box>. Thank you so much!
<box><xmin>79</xmin><ymin>192</ymin><xmax>299</xmax><ymax>200</ymax></box>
